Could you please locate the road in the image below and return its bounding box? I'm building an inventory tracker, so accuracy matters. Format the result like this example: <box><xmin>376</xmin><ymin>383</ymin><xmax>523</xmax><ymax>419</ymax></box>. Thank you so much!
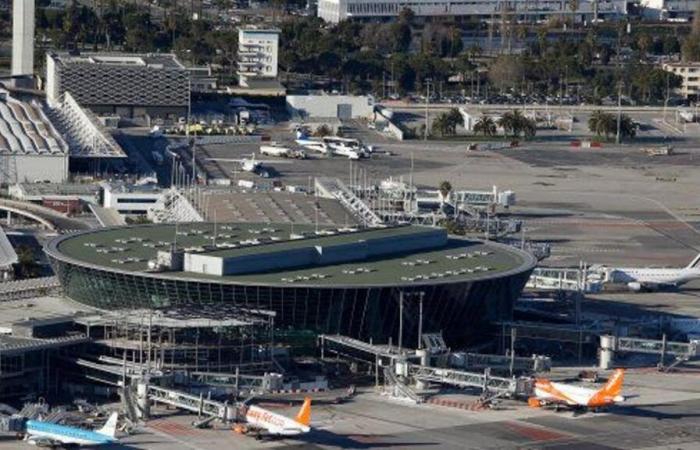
<box><xmin>382</xmin><ymin>101</ymin><xmax>697</xmax><ymax>114</ymax></box>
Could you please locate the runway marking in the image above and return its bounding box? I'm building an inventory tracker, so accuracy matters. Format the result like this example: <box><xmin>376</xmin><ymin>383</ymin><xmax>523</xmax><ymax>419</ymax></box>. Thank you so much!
<box><xmin>148</xmin><ymin>419</ymin><xmax>202</xmax><ymax>436</ymax></box>
<box><xmin>503</xmin><ymin>420</ymin><xmax>571</xmax><ymax>442</ymax></box>
<box><xmin>143</xmin><ymin>424</ymin><xmax>211</xmax><ymax>450</ymax></box>
<box><xmin>528</xmin><ymin>219</ymin><xmax>692</xmax><ymax>229</ymax></box>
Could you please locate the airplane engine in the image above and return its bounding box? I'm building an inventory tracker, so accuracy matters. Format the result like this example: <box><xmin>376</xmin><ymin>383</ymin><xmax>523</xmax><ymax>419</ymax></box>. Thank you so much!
<box><xmin>627</xmin><ymin>282</ymin><xmax>642</xmax><ymax>291</ymax></box>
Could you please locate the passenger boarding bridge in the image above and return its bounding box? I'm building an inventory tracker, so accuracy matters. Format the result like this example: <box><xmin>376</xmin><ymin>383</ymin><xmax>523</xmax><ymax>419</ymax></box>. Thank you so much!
<box><xmin>526</xmin><ymin>266</ymin><xmax>604</xmax><ymax>293</ymax></box>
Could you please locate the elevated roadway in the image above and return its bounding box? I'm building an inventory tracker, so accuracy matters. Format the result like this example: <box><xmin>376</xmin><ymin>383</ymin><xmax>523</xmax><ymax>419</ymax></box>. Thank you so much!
<box><xmin>0</xmin><ymin>198</ymin><xmax>90</xmax><ymax>231</ymax></box>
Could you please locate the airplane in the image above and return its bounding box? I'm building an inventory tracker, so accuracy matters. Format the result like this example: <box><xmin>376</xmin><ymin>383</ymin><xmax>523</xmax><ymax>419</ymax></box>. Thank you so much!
<box><xmin>294</xmin><ymin>130</ymin><xmax>329</xmax><ymax>155</ymax></box>
<box><xmin>294</xmin><ymin>130</ymin><xmax>370</xmax><ymax>160</ymax></box>
<box><xmin>233</xmin><ymin>397</ymin><xmax>311</xmax><ymax>439</ymax></box>
<box><xmin>602</xmin><ymin>253</ymin><xmax>700</xmax><ymax>291</ymax></box>
<box><xmin>24</xmin><ymin>411</ymin><xmax>119</xmax><ymax>447</ymax></box>
<box><xmin>260</xmin><ymin>144</ymin><xmax>306</xmax><ymax>159</ymax></box>
<box><xmin>528</xmin><ymin>369</ymin><xmax>626</xmax><ymax>411</ymax></box>
<box><xmin>206</xmin><ymin>154</ymin><xmax>289</xmax><ymax>178</ymax></box>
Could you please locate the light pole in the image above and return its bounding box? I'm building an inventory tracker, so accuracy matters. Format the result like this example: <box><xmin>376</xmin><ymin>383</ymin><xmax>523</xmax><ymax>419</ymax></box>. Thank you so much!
<box><xmin>615</xmin><ymin>80</ymin><xmax>623</xmax><ymax>145</ymax></box>
<box><xmin>398</xmin><ymin>291</ymin><xmax>404</xmax><ymax>353</ymax></box>
<box><xmin>424</xmin><ymin>79</ymin><xmax>432</xmax><ymax>141</ymax></box>
<box><xmin>417</xmin><ymin>291</ymin><xmax>424</xmax><ymax>350</ymax></box>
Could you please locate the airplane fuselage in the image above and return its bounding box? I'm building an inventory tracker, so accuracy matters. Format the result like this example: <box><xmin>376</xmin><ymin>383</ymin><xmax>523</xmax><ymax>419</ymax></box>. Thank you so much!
<box><xmin>612</xmin><ymin>268</ymin><xmax>700</xmax><ymax>286</ymax></box>
<box><xmin>25</xmin><ymin>420</ymin><xmax>115</xmax><ymax>446</ymax></box>
<box><xmin>244</xmin><ymin>405</ymin><xmax>310</xmax><ymax>436</ymax></box>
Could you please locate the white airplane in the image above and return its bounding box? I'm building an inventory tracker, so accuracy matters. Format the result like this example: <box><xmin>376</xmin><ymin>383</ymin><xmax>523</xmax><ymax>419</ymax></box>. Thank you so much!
<box><xmin>233</xmin><ymin>397</ymin><xmax>311</xmax><ymax>438</ymax></box>
<box><xmin>322</xmin><ymin>136</ymin><xmax>371</xmax><ymax>160</ymax></box>
<box><xmin>260</xmin><ymin>144</ymin><xmax>306</xmax><ymax>159</ymax></box>
<box><xmin>294</xmin><ymin>130</ymin><xmax>370</xmax><ymax>160</ymax></box>
<box><xmin>529</xmin><ymin>369</ymin><xmax>626</xmax><ymax>411</ymax></box>
<box><xmin>604</xmin><ymin>253</ymin><xmax>700</xmax><ymax>291</ymax></box>
<box><xmin>24</xmin><ymin>412</ymin><xmax>119</xmax><ymax>447</ymax></box>
<box><xmin>330</xmin><ymin>144</ymin><xmax>362</xmax><ymax>160</ymax></box>
<box><xmin>295</xmin><ymin>130</ymin><xmax>329</xmax><ymax>155</ymax></box>
<box><xmin>206</xmin><ymin>154</ymin><xmax>289</xmax><ymax>178</ymax></box>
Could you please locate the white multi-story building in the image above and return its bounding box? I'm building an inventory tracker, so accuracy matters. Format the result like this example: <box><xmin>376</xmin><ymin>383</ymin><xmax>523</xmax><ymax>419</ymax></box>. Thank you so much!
<box><xmin>237</xmin><ymin>27</ymin><xmax>280</xmax><ymax>88</ymax></box>
<box><xmin>640</xmin><ymin>0</ymin><xmax>699</xmax><ymax>20</ymax></box>
<box><xmin>317</xmin><ymin>0</ymin><xmax>627</xmax><ymax>23</ymax></box>
<box><xmin>11</xmin><ymin>0</ymin><xmax>34</xmax><ymax>76</ymax></box>
<box><xmin>662</xmin><ymin>62</ymin><xmax>700</xmax><ymax>99</ymax></box>
<box><xmin>101</xmin><ymin>182</ymin><xmax>165</xmax><ymax>216</ymax></box>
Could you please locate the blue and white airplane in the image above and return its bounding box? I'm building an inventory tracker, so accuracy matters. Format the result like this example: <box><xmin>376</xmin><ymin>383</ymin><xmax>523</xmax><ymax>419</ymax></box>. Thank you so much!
<box><xmin>24</xmin><ymin>412</ymin><xmax>119</xmax><ymax>447</ymax></box>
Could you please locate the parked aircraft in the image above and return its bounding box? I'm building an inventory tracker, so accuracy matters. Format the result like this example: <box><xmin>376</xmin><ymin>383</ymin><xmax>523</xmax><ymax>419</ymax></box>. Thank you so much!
<box><xmin>529</xmin><ymin>369</ymin><xmax>626</xmax><ymax>411</ymax></box>
<box><xmin>233</xmin><ymin>397</ymin><xmax>312</xmax><ymax>438</ymax></box>
<box><xmin>24</xmin><ymin>412</ymin><xmax>119</xmax><ymax>447</ymax></box>
<box><xmin>603</xmin><ymin>254</ymin><xmax>700</xmax><ymax>291</ymax></box>
<box><xmin>260</xmin><ymin>144</ymin><xmax>306</xmax><ymax>159</ymax></box>
<box><xmin>322</xmin><ymin>136</ymin><xmax>372</xmax><ymax>159</ymax></box>
<box><xmin>206</xmin><ymin>154</ymin><xmax>289</xmax><ymax>178</ymax></box>
<box><xmin>295</xmin><ymin>130</ymin><xmax>329</xmax><ymax>155</ymax></box>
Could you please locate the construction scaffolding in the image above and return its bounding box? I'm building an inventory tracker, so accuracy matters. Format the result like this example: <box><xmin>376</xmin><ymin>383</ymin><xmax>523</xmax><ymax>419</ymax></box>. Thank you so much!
<box><xmin>74</xmin><ymin>306</ymin><xmax>276</xmax><ymax>374</ymax></box>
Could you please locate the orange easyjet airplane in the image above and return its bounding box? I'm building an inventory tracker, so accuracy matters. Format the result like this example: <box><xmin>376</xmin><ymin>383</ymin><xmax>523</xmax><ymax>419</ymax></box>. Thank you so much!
<box><xmin>233</xmin><ymin>397</ymin><xmax>312</xmax><ymax>438</ymax></box>
<box><xmin>528</xmin><ymin>369</ymin><xmax>626</xmax><ymax>410</ymax></box>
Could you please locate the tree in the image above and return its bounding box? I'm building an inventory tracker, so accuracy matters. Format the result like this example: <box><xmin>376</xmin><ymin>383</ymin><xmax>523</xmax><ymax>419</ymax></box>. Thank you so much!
<box><xmin>473</xmin><ymin>116</ymin><xmax>497</xmax><ymax>137</ymax></box>
<box><xmin>431</xmin><ymin>108</ymin><xmax>462</xmax><ymax>137</ymax></box>
<box><xmin>313</xmin><ymin>124</ymin><xmax>332</xmax><ymax>137</ymax></box>
<box><xmin>488</xmin><ymin>56</ymin><xmax>527</xmax><ymax>93</ymax></box>
<box><xmin>438</xmin><ymin>180</ymin><xmax>452</xmax><ymax>200</ymax></box>
<box><xmin>431</xmin><ymin>113</ymin><xmax>450</xmax><ymax>137</ymax></box>
<box><xmin>636</xmin><ymin>33</ymin><xmax>652</xmax><ymax>57</ymax></box>
<box><xmin>682</xmin><ymin>5</ymin><xmax>700</xmax><ymax>61</ymax></box>
<box><xmin>588</xmin><ymin>110</ymin><xmax>616</xmax><ymax>139</ymax></box>
<box><xmin>618</xmin><ymin>114</ymin><xmax>637</xmax><ymax>141</ymax></box>
<box><xmin>15</xmin><ymin>245</ymin><xmax>39</xmax><ymax>279</ymax></box>
<box><xmin>588</xmin><ymin>110</ymin><xmax>636</xmax><ymax>141</ymax></box>
<box><xmin>497</xmin><ymin>110</ymin><xmax>536</xmax><ymax>138</ymax></box>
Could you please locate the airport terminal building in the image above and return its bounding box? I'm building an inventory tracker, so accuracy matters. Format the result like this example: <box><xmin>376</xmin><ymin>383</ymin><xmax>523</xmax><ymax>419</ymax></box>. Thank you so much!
<box><xmin>46</xmin><ymin>223</ymin><xmax>536</xmax><ymax>346</ymax></box>
<box><xmin>317</xmin><ymin>0</ymin><xmax>627</xmax><ymax>23</ymax></box>
<box><xmin>45</xmin><ymin>52</ymin><xmax>190</xmax><ymax>120</ymax></box>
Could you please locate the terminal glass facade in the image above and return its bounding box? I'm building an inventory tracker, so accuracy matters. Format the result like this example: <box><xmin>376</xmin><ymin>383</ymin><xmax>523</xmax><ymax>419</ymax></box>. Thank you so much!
<box><xmin>48</xmin><ymin>256</ymin><xmax>532</xmax><ymax>345</ymax></box>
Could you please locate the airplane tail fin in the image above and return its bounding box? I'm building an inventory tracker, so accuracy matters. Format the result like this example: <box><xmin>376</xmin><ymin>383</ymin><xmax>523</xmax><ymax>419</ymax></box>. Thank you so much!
<box><xmin>294</xmin><ymin>397</ymin><xmax>312</xmax><ymax>427</ymax></box>
<box><xmin>686</xmin><ymin>253</ymin><xmax>700</xmax><ymax>269</ymax></box>
<box><xmin>96</xmin><ymin>412</ymin><xmax>118</xmax><ymax>439</ymax></box>
<box><xmin>601</xmin><ymin>369</ymin><xmax>625</xmax><ymax>397</ymax></box>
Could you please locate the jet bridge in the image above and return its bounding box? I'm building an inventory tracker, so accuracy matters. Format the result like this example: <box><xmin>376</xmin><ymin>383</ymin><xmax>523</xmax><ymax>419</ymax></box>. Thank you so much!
<box><xmin>402</xmin><ymin>364</ymin><xmax>533</xmax><ymax>397</ymax></box>
<box><xmin>147</xmin><ymin>384</ymin><xmax>236</xmax><ymax>421</ymax></box>
<box><xmin>526</xmin><ymin>267</ymin><xmax>603</xmax><ymax>293</ymax></box>
<box><xmin>599</xmin><ymin>335</ymin><xmax>699</xmax><ymax>371</ymax></box>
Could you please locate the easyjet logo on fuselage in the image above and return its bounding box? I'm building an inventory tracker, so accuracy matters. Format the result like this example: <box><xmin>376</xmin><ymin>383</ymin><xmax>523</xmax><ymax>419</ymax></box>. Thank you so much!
<box><xmin>247</xmin><ymin>408</ymin><xmax>286</xmax><ymax>428</ymax></box>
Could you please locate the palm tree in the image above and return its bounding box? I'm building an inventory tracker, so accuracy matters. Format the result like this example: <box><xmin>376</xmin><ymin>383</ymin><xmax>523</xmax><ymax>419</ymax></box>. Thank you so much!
<box><xmin>498</xmin><ymin>110</ymin><xmax>526</xmax><ymax>137</ymax></box>
<box><xmin>431</xmin><ymin>114</ymin><xmax>450</xmax><ymax>137</ymax></box>
<box><xmin>438</xmin><ymin>180</ymin><xmax>452</xmax><ymax>201</ymax></box>
<box><xmin>522</xmin><ymin>118</ymin><xmax>537</xmax><ymax>138</ymax></box>
<box><xmin>473</xmin><ymin>116</ymin><xmax>497</xmax><ymax>137</ymax></box>
<box><xmin>446</xmin><ymin>108</ymin><xmax>463</xmax><ymax>135</ymax></box>
<box><xmin>497</xmin><ymin>113</ymin><xmax>515</xmax><ymax>137</ymax></box>
<box><xmin>588</xmin><ymin>110</ymin><xmax>616</xmax><ymax>139</ymax></box>
<box><xmin>619</xmin><ymin>114</ymin><xmax>638</xmax><ymax>141</ymax></box>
